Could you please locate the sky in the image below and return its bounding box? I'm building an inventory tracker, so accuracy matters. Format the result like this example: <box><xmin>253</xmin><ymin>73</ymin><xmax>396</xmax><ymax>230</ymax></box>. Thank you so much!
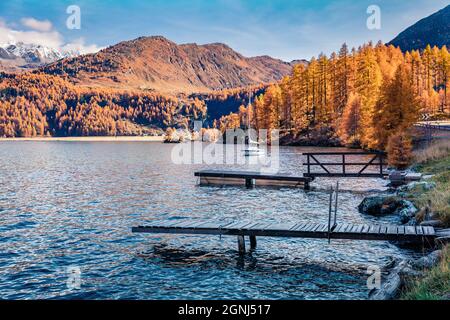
<box><xmin>0</xmin><ymin>0</ymin><xmax>449</xmax><ymax>60</ymax></box>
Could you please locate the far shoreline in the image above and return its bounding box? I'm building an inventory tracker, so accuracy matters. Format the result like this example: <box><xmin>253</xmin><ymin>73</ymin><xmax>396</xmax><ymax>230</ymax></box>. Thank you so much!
<box><xmin>0</xmin><ymin>136</ymin><xmax>165</xmax><ymax>142</ymax></box>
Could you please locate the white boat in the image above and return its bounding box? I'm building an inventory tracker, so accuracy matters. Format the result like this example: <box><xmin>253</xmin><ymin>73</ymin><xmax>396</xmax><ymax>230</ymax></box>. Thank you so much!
<box><xmin>243</xmin><ymin>146</ymin><xmax>265</xmax><ymax>157</ymax></box>
<box><xmin>243</xmin><ymin>94</ymin><xmax>265</xmax><ymax>157</ymax></box>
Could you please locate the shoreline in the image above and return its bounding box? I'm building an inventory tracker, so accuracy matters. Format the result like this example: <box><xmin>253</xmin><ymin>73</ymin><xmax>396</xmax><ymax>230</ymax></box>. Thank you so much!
<box><xmin>0</xmin><ymin>136</ymin><xmax>165</xmax><ymax>142</ymax></box>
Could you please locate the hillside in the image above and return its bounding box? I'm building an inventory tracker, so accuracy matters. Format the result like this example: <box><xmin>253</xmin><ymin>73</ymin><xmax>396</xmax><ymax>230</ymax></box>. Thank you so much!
<box><xmin>41</xmin><ymin>36</ymin><xmax>293</xmax><ymax>93</ymax></box>
<box><xmin>389</xmin><ymin>5</ymin><xmax>450</xmax><ymax>51</ymax></box>
<box><xmin>0</xmin><ymin>72</ymin><xmax>206</xmax><ymax>137</ymax></box>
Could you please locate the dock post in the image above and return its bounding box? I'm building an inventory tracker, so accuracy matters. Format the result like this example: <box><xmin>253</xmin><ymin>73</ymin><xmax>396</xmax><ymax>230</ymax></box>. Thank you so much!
<box><xmin>304</xmin><ymin>181</ymin><xmax>310</xmax><ymax>191</ymax></box>
<box><xmin>245</xmin><ymin>178</ymin><xmax>254</xmax><ymax>189</ymax></box>
<box><xmin>249</xmin><ymin>235</ymin><xmax>257</xmax><ymax>249</ymax></box>
<box><xmin>237</xmin><ymin>235</ymin><xmax>246</xmax><ymax>255</ymax></box>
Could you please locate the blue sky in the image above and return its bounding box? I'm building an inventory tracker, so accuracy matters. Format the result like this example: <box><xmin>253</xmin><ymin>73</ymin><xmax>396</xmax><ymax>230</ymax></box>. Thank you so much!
<box><xmin>0</xmin><ymin>0</ymin><xmax>448</xmax><ymax>60</ymax></box>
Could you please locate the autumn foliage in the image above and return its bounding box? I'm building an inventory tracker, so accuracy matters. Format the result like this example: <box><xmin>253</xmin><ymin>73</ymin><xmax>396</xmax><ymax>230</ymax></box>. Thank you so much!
<box><xmin>0</xmin><ymin>72</ymin><xmax>206</xmax><ymax>137</ymax></box>
<box><xmin>387</xmin><ymin>131</ymin><xmax>413</xmax><ymax>169</ymax></box>
<box><xmin>218</xmin><ymin>42</ymin><xmax>450</xmax><ymax>152</ymax></box>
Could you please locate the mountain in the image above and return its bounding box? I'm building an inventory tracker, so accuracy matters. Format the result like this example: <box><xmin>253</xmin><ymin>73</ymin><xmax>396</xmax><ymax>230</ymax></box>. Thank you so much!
<box><xmin>389</xmin><ymin>5</ymin><xmax>450</xmax><ymax>51</ymax></box>
<box><xmin>41</xmin><ymin>36</ymin><xmax>293</xmax><ymax>93</ymax></box>
<box><xmin>0</xmin><ymin>42</ymin><xmax>79</xmax><ymax>71</ymax></box>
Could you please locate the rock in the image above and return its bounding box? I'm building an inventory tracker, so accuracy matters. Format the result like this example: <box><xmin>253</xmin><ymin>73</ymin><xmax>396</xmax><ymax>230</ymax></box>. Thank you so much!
<box><xmin>395</xmin><ymin>200</ymin><xmax>418</xmax><ymax>224</ymax></box>
<box><xmin>397</xmin><ymin>181</ymin><xmax>436</xmax><ymax>194</ymax></box>
<box><xmin>411</xmin><ymin>250</ymin><xmax>443</xmax><ymax>270</ymax></box>
<box><xmin>369</xmin><ymin>260</ymin><xmax>408</xmax><ymax>300</ymax></box>
<box><xmin>420</xmin><ymin>220</ymin><xmax>444</xmax><ymax>228</ymax></box>
<box><xmin>358</xmin><ymin>196</ymin><xmax>399</xmax><ymax>215</ymax></box>
<box><xmin>422</xmin><ymin>175</ymin><xmax>435</xmax><ymax>180</ymax></box>
<box><xmin>398</xmin><ymin>265</ymin><xmax>423</xmax><ymax>281</ymax></box>
<box><xmin>358</xmin><ymin>196</ymin><xmax>417</xmax><ymax>224</ymax></box>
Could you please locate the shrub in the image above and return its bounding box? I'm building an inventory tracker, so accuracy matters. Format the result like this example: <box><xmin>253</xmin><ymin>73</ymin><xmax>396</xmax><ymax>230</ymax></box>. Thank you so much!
<box><xmin>387</xmin><ymin>132</ymin><xmax>413</xmax><ymax>170</ymax></box>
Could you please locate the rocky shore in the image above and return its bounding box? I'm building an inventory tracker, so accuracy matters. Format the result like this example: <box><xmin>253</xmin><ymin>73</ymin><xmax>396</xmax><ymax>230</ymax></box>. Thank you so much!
<box><xmin>358</xmin><ymin>178</ymin><xmax>448</xmax><ymax>300</ymax></box>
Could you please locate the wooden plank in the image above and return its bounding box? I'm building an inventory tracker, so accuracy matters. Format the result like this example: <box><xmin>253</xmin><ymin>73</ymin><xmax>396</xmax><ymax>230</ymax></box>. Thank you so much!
<box><xmin>249</xmin><ymin>222</ymin><xmax>273</xmax><ymax>231</ymax></box>
<box><xmin>265</xmin><ymin>223</ymin><xmax>297</xmax><ymax>231</ymax></box>
<box><xmin>387</xmin><ymin>226</ymin><xmax>398</xmax><ymax>235</ymax></box>
<box><xmin>348</xmin><ymin>225</ymin><xmax>361</xmax><ymax>233</ymax></box>
<box><xmin>133</xmin><ymin>219</ymin><xmax>436</xmax><ymax>244</ymax></box>
<box><xmin>334</xmin><ymin>224</ymin><xmax>346</xmax><ymax>233</ymax></box>
<box><xmin>295</xmin><ymin>223</ymin><xmax>312</xmax><ymax>231</ymax></box>
<box><xmin>405</xmin><ymin>226</ymin><xmax>416</xmax><ymax>235</ymax></box>
<box><xmin>195</xmin><ymin>170</ymin><xmax>312</xmax><ymax>182</ymax></box>
<box><xmin>316</xmin><ymin>224</ymin><xmax>329</xmax><ymax>232</ymax></box>
<box><xmin>306</xmin><ymin>223</ymin><xmax>319</xmax><ymax>232</ymax></box>
<box><xmin>368</xmin><ymin>225</ymin><xmax>381</xmax><ymax>234</ymax></box>
<box><xmin>196</xmin><ymin>221</ymin><xmax>224</xmax><ymax>229</ymax></box>
<box><xmin>222</xmin><ymin>221</ymin><xmax>248</xmax><ymax>229</ymax></box>
<box><xmin>289</xmin><ymin>222</ymin><xmax>302</xmax><ymax>230</ymax></box>
<box><xmin>423</xmin><ymin>226</ymin><xmax>435</xmax><ymax>236</ymax></box>
<box><xmin>416</xmin><ymin>226</ymin><xmax>424</xmax><ymax>235</ymax></box>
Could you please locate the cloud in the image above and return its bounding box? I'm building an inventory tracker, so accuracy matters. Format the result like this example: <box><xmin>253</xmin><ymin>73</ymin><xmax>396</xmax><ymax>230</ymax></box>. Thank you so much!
<box><xmin>21</xmin><ymin>17</ymin><xmax>53</xmax><ymax>32</ymax></box>
<box><xmin>62</xmin><ymin>38</ymin><xmax>103</xmax><ymax>55</ymax></box>
<box><xmin>0</xmin><ymin>23</ymin><xmax>63</xmax><ymax>48</ymax></box>
<box><xmin>0</xmin><ymin>17</ymin><xmax>100</xmax><ymax>54</ymax></box>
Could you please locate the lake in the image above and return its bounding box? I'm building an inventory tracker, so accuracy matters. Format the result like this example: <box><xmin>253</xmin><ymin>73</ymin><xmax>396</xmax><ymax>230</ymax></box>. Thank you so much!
<box><xmin>0</xmin><ymin>141</ymin><xmax>421</xmax><ymax>299</ymax></box>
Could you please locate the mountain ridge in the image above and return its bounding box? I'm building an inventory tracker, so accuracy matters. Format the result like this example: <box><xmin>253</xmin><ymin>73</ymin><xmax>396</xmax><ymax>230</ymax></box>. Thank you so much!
<box><xmin>389</xmin><ymin>5</ymin><xmax>450</xmax><ymax>51</ymax></box>
<box><xmin>40</xmin><ymin>35</ymin><xmax>295</xmax><ymax>93</ymax></box>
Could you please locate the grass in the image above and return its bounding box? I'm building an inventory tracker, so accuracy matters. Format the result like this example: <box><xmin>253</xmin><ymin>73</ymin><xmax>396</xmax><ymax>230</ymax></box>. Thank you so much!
<box><xmin>414</xmin><ymin>139</ymin><xmax>450</xmax><ymax>165</ymax></box>
<box><xmin>400</xmin><ymin>141</ymin><xmax>450</xmax><ymax>300</ymax></box>
<box><xmin>402</xmin><ymin>245</ymin><xmax>450</xmax><ymax>300</ymax></box>
<box><xmin>410</xmin><ymin>140</ymin><xmax>450</xmax><ymax>227</ymax></box>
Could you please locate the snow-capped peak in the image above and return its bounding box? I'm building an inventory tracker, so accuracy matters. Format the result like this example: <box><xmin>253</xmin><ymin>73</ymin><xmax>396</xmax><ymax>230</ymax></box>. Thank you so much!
<box><xmin>0</xmin><ymin>42</ymin><xmax>80</xmax><ymax>64</ymax></box>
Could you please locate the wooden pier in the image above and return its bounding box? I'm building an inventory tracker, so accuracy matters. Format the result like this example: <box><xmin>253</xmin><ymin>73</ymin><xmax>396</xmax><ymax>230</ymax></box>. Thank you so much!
<box><xmin>195</xmin><ymin>170</ymin><xmax>313</xmax><ymax>189</ymax></box>
<box><xmin>132</xmin><ymin>220</ymin><xmax>438</xmax><ymax>254</ymax></box>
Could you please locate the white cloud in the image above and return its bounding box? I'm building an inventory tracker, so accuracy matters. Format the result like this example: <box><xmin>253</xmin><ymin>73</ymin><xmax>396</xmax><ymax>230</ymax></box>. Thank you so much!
<box><xmin>62</xmin><ymin>38</ymin><xmax>103</xmax><ymax>55</ymax></box>
<box><xmin>0</xmin><ymin>16</ymin><xmax>100</xmax><ymax>55</ymax></box>
<box><xmin>21</xmin><ymin>17</ymin><xmax>53</xmax><ymax>32</ymax></box>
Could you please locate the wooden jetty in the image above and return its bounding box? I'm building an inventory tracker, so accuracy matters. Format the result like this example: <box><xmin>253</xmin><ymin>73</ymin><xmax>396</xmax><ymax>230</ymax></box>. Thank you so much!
<box><xmin>195</xmin><ymin>170</ymin><xmax>313</xmax><ymax>189</ymax></box>
<box><xmin>132</xmin><ymin>220</ymin><xmax>438</xmax><ymax>255</ymax></box>
<box><xmin>133</xmin><ymin>183</ymin><xmax>445</xmax><ymax>255</ymax></box>
<box><xmin>303</xmin><ymin>151</ymin><xmax>388</xmax><ymax>179</ymax></box>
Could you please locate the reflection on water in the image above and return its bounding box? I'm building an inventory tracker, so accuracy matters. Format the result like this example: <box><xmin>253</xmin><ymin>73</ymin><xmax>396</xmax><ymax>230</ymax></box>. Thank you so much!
<box><xmin>0</xmin><ymin>142</ymin><xmax>422</xmax><ymax>300</ymax></box>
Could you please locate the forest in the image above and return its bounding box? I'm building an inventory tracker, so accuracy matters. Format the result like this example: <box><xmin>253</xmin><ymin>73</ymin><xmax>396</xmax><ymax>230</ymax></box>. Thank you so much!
<box><xmin>1</xmin><ymin>41</ymin><xmax>450</xmax><ymax>152</ymax></box>
<box><xmin>218</xmin><ymin>42</ymin><xmax>450</xmax><ymax>152</ymax></box>
<box><xmin>0</xmin><ymin>72</ymin><xmax>206</xmax><ymax>137</ymax></box>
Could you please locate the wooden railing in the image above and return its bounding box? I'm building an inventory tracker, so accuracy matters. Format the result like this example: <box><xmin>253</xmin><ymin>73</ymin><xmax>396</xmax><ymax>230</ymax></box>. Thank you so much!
<box><xmin>303</xmin><ymin>151</ymin><xmax>388</xmax><ymax>178</ymax></box>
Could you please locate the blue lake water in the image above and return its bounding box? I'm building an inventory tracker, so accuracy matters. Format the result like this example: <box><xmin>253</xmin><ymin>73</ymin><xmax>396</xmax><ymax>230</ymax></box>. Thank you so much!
<box><xmin>0</xmin><ymin>141</ymin><xmax>422</xmax><ymax>299</ymax></box>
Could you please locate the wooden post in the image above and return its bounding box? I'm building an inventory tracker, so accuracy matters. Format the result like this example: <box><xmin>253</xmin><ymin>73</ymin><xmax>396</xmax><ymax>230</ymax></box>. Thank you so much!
<box><xmin>249</xmin><ymin>235</ymin><xmax>257</xmax><ymax>249</ymax></box>
<box><xmin>306</xmin><ymin>154</ymin><xmax>310</xmax><ymax>175</ymax></box>
<box><xmin>304</xmin><ymin>181</ymin><xmax>310</xmax><ymax>191</ymax></box>
<box><xmin>328</xmin><ymin>186</ymin><xmax>333</xmax><ymax>244</ymax></box>
<box><xmin>342</xmin><ymin>154</ymin><xmax>346</xmax><ymax>175</ymax></box>
<box><xmin>379</xmin><ymin>154</ymin><xmax>383</xmax><ymax>176</ymax></box>
<box><xmin>237</xmin><ymin>235</ymin><xmax>246</xmax><ymax>255</ymax></box>
<box><xmin>237</xmin><ymin>235</ymin><xmax>246</xmax><ymax>254</ymax></box>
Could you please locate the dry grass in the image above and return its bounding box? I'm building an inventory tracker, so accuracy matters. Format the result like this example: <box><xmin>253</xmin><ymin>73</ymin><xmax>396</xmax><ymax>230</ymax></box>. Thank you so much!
<box><xmin>402</xmin><ymin>246</ymin><xmax>450</xmax><ymax>300</ymax></box>
<box><xmin>414</xmin><ymin>140</ymin><xmax>450</xmax><ymax>164</ymax></box>
<box><xmin>408</xmin><ymin>141</ymin><xmax>450</xmax><ymax>227</ymax></box>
